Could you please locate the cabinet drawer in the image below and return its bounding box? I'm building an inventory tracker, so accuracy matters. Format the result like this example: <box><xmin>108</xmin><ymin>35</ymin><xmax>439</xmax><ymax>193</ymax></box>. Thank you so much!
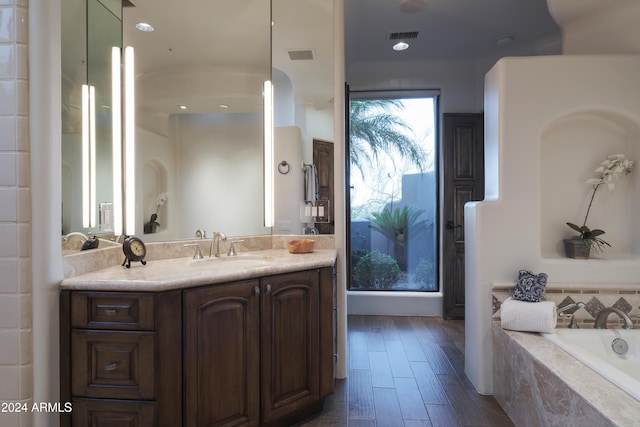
<box><xmin>71</xmin><ymin>330</ymin><xmax>155</xmax><ymax>399</ymax></box>
<box><xmin>71</xmin><ymin>292</ymin><xmax>155</xmax><ymax>330</ymax></box>
<box><xmin>71</xmin><ymin>398</ymin><xmax>156</xmax><ymax>426</ymax></box>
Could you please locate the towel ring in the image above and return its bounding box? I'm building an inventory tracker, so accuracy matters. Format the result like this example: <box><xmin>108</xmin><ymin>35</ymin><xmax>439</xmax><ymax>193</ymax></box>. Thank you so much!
<box><xmin>278</xmin><ymin>160</ymin><xmax>290</xmax><ymax>175</ymax></box>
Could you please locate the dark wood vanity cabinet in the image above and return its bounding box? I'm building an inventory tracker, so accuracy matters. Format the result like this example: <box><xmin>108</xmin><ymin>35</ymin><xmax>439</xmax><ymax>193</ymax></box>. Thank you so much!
<box><xmin>59</xmin><ymin>290</ymin><xmax>183</xmax><ymax>427</ymax></box>
<box><xmin>61</xmin><ymin>267</ymin><xmax>336</xmax><ymax>427</ymax></box>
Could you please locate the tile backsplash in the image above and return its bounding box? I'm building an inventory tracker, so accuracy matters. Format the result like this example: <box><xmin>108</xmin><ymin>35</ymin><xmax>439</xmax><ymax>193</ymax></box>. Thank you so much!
<box><xmin>493</xmin><ymin>282</ymin><xmax>640</xmax><ymax>328</ymax></box>
<box><xmin>63</xmin><ymin>234</ymin><xmax>335</xmax><ymax>279</ymax></box>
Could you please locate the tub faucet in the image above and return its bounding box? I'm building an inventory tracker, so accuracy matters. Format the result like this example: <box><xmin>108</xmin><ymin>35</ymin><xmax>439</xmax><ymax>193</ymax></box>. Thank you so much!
<box><xmin>210</xmin><ymin>232</ymin><xmax>227</xmax><ymax>257</ymax></box>
<box><xmin>557</xmin><ymin>302</ymin><xmax>585</xmax><ymax>329</ymax></box>
<box><xmin>594</xmin><ymin>307</ymin><xmax>634</xmax><ymax>330</ymax></box>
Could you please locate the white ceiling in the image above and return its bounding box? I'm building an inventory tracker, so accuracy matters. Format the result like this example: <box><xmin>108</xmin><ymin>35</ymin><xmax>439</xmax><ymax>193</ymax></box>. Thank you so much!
<box><xmin>345</xmin><ymin>0</ymin><xmax>562</xmax><ymax>65</ymax></box>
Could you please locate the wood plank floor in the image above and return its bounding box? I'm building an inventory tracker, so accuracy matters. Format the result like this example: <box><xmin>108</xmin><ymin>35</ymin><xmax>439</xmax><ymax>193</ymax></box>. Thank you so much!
<box><xmin>297</xmin><ymin>315</ymin><xmax>514</xmax><ymax>427</ymax></box>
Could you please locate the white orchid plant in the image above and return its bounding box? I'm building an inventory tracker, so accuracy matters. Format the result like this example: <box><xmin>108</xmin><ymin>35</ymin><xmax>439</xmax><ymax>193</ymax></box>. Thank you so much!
<box><xmin>566</xmin><ymin>154</ymin><xmax>633</xmax><ymax>253</ymax></box>
<box><xmin>154</xmin><ymin>192</ymin><xmax>168</xmax><ymax>215</ymax></box>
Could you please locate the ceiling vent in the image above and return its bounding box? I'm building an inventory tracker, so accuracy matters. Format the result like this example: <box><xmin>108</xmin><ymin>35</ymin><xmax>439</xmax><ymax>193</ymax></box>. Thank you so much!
<box><xmin>388</xmin><ymin>31</ymin><xmax>419</xmax><ymax>40</ymax></box>
<box><xmin>287</xmin><ymin>49</ymin><xmax>315</xmax><ymax>61</ymax></box>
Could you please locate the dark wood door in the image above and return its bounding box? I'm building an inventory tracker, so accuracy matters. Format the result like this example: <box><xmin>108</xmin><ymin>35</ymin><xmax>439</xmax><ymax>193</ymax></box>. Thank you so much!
<box><xmin>183</xmin><ymin>280</ymin><xmax>261</xmax><ymax>427</ymax></box>
<box><xmin>442</xmin><ymin>113</ymin><xmax>484</xmax><ymax>319</ymax></box>
<box><xmin>261</xmin><ymin>270</ymin><xmax>320</xmax><ymax>423</ymax></box>
<box><xmin>313</xmin><ymin>139</ymin><xmax>334</xmax><ymax>234</ymax></box>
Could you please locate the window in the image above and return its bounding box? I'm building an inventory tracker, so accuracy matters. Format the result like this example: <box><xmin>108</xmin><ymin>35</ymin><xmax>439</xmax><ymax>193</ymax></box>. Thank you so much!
<box><xmin>348</xmin><ymin>91</ymin><xmax>438</xmax><ymax>291</ymax></box>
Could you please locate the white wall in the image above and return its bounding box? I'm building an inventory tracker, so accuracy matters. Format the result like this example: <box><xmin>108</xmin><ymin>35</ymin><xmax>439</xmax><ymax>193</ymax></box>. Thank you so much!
<box><xmin>31</xmin><ymin>1</ymin><xmax>65</xmax><ymax>426</ymax></box>
<box><xmin>274</xmin><ymin>126</ymin><xmax>304</xmax><ymax>234</ymax></box>
<box><xmin>348</xmin><ymin>59</ymin><xmax>483</xmax><ymax>112</ymax></box>
<box><xmin>466</xmin><ymin>55</ymin><xmax>640</xmax><ymax>394</ymax></box>
<box><xmin>547</xmin><ymin>0</ymin><xmax>640</xmax><ymax>55</ymax></box>
<box><xmin>172</xmin><ymin>113</ymin><xmax>266</xmax><ymax>238</ymax></box>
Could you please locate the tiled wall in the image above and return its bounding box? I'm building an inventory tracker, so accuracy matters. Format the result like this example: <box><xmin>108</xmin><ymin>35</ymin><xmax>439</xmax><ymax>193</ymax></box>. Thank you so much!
<box><xmin>0</xmin><ymin>0</ymin><xmax>32</xmax><ymax>426</ymax></box>
<box><xmin>493</xmin><ymin>283</ymin><xmax>640</xmax><ymax>329</ymax></box>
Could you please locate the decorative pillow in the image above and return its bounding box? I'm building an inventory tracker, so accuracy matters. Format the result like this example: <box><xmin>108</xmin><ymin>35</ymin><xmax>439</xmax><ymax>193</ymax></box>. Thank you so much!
<box><xmin>512</xmin><ymin>269</ymin><xmax>548</xmax><ymax>302</ymax></box>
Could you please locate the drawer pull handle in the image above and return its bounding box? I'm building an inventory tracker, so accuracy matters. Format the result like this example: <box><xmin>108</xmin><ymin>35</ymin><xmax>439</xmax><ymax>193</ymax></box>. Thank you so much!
<box><xmin>103</xmin><ymin>309</ymin><xmax>117</xmax><ymax>316</ymax></box>
<box><xmin>104</xmin><ymin>363</ymin><xmax>118</xmax><ymax>371</ymax></box>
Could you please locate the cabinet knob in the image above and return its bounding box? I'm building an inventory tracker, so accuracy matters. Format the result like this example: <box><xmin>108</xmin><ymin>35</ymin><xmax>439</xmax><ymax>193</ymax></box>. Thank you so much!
<box><xmin>254</xmin><ymin>286</ymin><xmax>260</xmax><ymax>297</ymax></box>
<box><xmin>104</xmin><ymin>362</ymin><xmax>118</xmax><ymax>371</ymax></box>
<box><xmin>266</xmin><ymin>284</ymin><xmax>272</xmax><ymax>294</ymax></box>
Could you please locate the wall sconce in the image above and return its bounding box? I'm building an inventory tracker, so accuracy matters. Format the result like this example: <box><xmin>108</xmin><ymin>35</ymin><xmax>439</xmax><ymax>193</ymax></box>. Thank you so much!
<box><xmin>263</xmin><ymin>80</ymin><xmax>274</xmax><ymax>227</ymax></box>
<box><xmin>124</xmin><ymin>46</ymin><xmax>136</xmax><ymax>235</ymax></box>
<box><xmin>112</xmin><ymin>47</ymin><xmax>123</xmax><ymax>236</ymax></box>
<box><xmin>81</xmin><ymin>84</ymin><xmax>97</xmax><ymax>228</ymax></box>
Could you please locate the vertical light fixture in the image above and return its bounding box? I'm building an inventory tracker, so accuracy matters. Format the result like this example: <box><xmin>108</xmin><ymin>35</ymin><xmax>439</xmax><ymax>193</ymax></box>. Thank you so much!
<box><xmin>89</xmin><ymin>85</ymin><xmax>97</xmax><ymax>227</ymax></box>
<box><xmin>124</xmin><ymin>46</ymin><xmax>136</xmax><ymax>235</ymax></box>
<box><xmin>81</xmin><ymin>84</ymin><xmax>97</xmax><ymax>228</ymax></box>
<box><xmin>112</xmin><ymin>46</ymin><xmax>123</xmax><ymax>235</ymax></box>
<box><xmin>263</xmin><ymin>80</ymin><xmax>274</xmax><ymax>227</ymax></box>
<box><xmin>81</xmin><ymin>84</ymin><xmax>90</xmax><ymax>228</ymax></box>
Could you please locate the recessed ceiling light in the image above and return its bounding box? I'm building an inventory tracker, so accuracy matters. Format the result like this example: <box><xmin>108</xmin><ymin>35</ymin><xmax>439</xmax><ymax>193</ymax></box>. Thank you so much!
<box><xmin>219</xmin><ymin>104</ymin><xmax>229</xmax><ymax>109</ymax></box>
<box><xmin>178</xmin><ymin>105</ymin><xmax>187</xmax><ymax>110</ymax></box>
<box><xmin>393</xmin><ymin>41</ymin><xmax>409</xmax><ymax>51</ymax></box>
<box><xmin>136</xmin><ymin>22</ymin><xmax>155</xmax><ymax>32</ymax></box>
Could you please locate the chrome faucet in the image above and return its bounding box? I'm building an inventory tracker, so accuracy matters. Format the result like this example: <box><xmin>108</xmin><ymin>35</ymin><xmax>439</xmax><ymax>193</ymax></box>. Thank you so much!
<box><xmin>594</xmin><ymin>307</ymin><xmax>634</xmax><ymax>329</ymax></box>
<box><xmin>63</xmin><ymin>231</ymin><xmax>89</xmax><ymax>243</ymax></box>
<box><xmin>210</xmin><ymin>232</ymin><xmax>227</xmax><ymax>257</ymax></box>
<box><xmin>557</xmin><ymin>302</ymin><xmax>585</xmax><ymax>329</ymax></box>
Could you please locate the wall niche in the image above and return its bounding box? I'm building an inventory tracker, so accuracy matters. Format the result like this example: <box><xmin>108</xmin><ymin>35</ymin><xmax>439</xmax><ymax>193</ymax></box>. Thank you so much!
<box><xmin>540</xmin><ymin>109</ymin><xmax>640</xmax><ymax>259</ymax></box>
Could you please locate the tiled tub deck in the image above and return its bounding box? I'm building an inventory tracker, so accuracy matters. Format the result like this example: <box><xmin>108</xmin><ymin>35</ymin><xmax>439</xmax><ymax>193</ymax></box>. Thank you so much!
<box><xmin>492</xmin><ymin>284</ymin><xmax>640</xmax><ymax>426</ymax></box>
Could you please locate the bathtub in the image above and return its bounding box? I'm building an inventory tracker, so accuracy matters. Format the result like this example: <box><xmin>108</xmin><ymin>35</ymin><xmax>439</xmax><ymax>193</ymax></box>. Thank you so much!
<box><xmin>543</xmin><ymin>328</ymin><xmax>640</xmax><ymax>402</ymax></box>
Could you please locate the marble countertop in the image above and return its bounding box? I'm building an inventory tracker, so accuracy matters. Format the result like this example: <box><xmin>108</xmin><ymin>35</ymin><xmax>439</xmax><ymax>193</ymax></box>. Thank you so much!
<box><xmin>60</xmin><ymin>249</ymin><xmax>337</xmax><ymax>292</ymax></box>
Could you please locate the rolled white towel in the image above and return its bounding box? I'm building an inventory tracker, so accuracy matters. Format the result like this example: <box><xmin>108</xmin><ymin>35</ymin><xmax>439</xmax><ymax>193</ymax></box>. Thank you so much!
<box><xmin>500</xmin><ymin>297</ymin><xmax>557</xmax><ymax>333</ymax></box>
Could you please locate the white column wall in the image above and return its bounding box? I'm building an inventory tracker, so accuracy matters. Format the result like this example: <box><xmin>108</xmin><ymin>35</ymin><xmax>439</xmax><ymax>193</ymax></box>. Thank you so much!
<box><xmin>466</xmin><ymin>54</ymin><xmax>640</xmax><ymax>393</ymax></box>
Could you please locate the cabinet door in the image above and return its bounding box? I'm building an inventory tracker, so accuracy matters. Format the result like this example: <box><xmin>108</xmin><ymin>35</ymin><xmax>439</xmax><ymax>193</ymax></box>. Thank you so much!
<box><xmin>261</xmin><ymin>270</ymin><xmax>319</xmax><ymax>423</ymax></box>
<box><xmin>184</xmin><ymin>280</ymin><xmax>260</xmax><ymax>427</ymax></box>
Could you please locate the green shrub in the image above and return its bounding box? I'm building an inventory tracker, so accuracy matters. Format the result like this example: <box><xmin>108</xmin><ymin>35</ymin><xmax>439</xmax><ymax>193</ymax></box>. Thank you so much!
<box><xmin>353</xmin><ymin>250</ymin><xmax>401</xmax><ymax>289</ymax></box>
<box><xmin>413</xmin><ymin>257</ymin><xmax>436</xmax><ymax>291</ymax></box>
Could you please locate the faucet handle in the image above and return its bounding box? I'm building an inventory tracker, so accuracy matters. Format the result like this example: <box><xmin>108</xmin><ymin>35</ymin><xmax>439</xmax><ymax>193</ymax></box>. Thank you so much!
<box><xmin>195</xmin><ymin>229</ymin><xmax>207</xmax><ymax>239</ymax></box>
<box><xmin>184</xmin><ymin>243</ymin><xmax>204</xmax><ymax>260</ymax></box>
<box><xmin>227</xmin><ymin>240</ymin><xmax>244</xmax><ymax>256</ymax></box>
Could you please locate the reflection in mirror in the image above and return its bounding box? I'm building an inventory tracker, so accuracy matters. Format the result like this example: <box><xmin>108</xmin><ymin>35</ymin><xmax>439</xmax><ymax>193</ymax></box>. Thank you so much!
<box><xmin>61</xmin><ymin>0</ymin><xmax>335</xmax><ymax>247</ymax></box>
<box><xmin>272</xmin><ymin>0</ymin><xmax>334</xmax><ymax>235</ymax></box>
<box><xmin>127</xmin><ymin>0</ymin><xmax>334</xmax><ymax>240</ymax></box>
<box><xmin>124</xmin><ymin>0</ymin><xmax>271</xmax><ymax>241</ymax></box>
<box><xmin>61</xmin><ymin>0</ymin><xmax>122</xmax><ymax>239</ymax></box>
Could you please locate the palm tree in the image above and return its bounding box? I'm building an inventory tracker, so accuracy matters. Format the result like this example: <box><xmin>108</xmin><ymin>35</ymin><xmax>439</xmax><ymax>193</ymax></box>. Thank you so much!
<box><xmin>349</xmin><ymin>99</ymin><xmax>427</xmax><ymax>177</ymax></box>
<box><xmin>368</xmin><ymin>206</ymin><xmax>429</xmax><ymax>270</ymax></box>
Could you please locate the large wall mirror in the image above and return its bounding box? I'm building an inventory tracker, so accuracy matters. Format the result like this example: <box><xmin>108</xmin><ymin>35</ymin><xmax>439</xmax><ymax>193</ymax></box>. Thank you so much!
<box><xmin>61</xmin><ymin>0</ymin><xmax>122</xmax><ymax>237</ymax></box>
<box><xmin>61</xmin><ymin>0</ymin><xmax>334</xmax><ymax>247</ymax></box>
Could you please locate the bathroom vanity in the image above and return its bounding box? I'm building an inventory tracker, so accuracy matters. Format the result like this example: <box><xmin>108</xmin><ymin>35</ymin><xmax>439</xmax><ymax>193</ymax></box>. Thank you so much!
<box><xmin>59</xmin><ymin>249</ymin><xmax>337</xmax><ymax>426</ymax></box>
